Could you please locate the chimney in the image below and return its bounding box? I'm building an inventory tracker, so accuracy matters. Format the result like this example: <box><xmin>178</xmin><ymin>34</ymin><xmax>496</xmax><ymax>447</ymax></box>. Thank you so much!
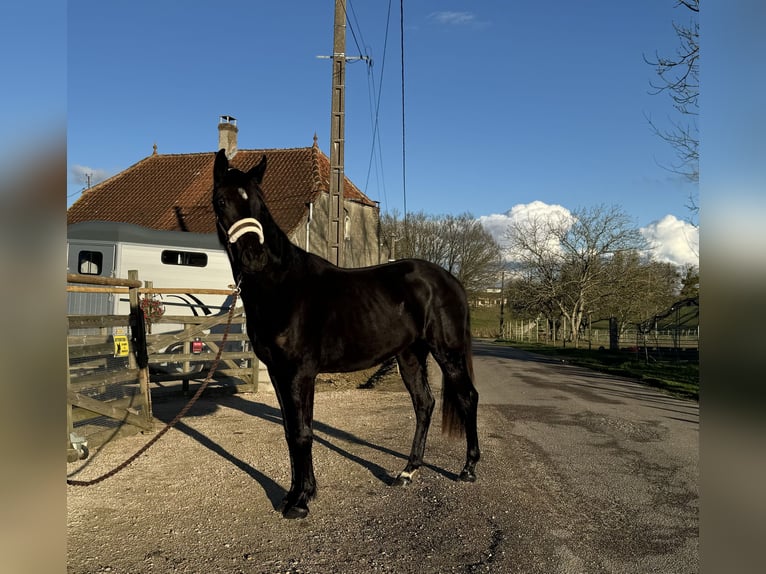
<box><xmin>218</xmin><ymin>115</ymin><xmax>238</xmax><ymax>158</ymax></box>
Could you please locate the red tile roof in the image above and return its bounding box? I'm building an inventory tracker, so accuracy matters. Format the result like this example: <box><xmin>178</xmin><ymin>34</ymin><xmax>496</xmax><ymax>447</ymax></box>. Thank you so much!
<box><xmin>67</xmin><ymin>139</ymin><xmax>376</xmax><ymax>235</ymax></box>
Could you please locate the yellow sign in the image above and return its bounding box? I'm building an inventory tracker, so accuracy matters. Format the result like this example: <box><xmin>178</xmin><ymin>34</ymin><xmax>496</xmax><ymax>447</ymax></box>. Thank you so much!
<box><xmin>113</xmin><ymin>335</ymin><xmax>130</xmax><ymax>357</ymax></box>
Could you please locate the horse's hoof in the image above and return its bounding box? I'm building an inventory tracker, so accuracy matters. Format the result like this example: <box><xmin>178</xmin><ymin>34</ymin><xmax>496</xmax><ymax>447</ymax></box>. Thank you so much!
<box><xmin>282</xmin><ymin>504</ymin><xmax>309</xmax><ymax>520</ymax></box>
<box><xmin>459</xmin><ymin>469</ymin><xmax>477</xmax><ymax>483</ymax></box>
<box><xmin>393</xmin><ymin>469</ymin><xmax>417</xmax><ymax>486</ymax></box>
<box><xmin>392</xmin><ymin>475</ymin><xmax>412</xmax><ymax>487</ymax></box>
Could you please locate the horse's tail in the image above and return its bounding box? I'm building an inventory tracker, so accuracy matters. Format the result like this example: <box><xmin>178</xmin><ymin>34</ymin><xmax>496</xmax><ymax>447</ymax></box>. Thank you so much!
<box><xmin>441</xmin><ymin>337</ymin><xmax>476</xmax><ymax>439</ymax></box>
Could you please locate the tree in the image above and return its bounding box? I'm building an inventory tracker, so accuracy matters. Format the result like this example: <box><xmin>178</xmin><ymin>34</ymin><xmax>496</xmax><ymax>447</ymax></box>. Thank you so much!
<box><xmin>645</xmin><ymin>0</ymin><xmax>699</xmax><ymax>217</ymax></box>
<box><xmin>380</xmin><ymin>210</ymin><xmax>502</xmax><ymax>299</ymax></box>
<box><xmin>439</xmin><ymin>213</ymin><xmax>503</xmax><ymax>297</ymax></box>
<box><xmin>504</xmin><ymin>204</ymin><xmax>647</xmax><ymax>348</ymax></box>
<box><xmin>596</xmin><ymin>252</ymin><xmax>679</xmax><ymax>342</ymax></box>
<box><xmin>505</xmin><ymin>268</ymin><xmax>562</xmax><ymax>342</ymax></box>
<box><xmin>677</xmin><ymin>263</ymin><xmax>699</xmax><ymax>299</ymax></box>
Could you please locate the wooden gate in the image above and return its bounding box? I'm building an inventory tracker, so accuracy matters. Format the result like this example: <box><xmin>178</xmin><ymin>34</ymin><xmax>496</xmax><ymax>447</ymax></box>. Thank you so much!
<box><xmin>143</xmin><ymin>288</ymin><xmax>259</xmax><ymax>395</ymax></box>
<box><xmin>67</xmin><ymin>271</ymin><xmax>259</xmax><ymax>461</ymax></box>
<box><xmin>67</xmin><ymin>271</ymin><xmax>152</xmax><ymax>462</ymax></box>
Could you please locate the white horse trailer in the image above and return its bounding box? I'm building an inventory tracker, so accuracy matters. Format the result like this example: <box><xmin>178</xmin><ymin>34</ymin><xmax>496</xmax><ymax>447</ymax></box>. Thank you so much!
<box><xmin>67</xmin><ymin>221</ymin><xmax>234</xmax><ymax>321</ymax></box>
<box><xmin>67</xmin><ymin>221</ymin><xmax>251</xmax><ymax>378</ymax></box>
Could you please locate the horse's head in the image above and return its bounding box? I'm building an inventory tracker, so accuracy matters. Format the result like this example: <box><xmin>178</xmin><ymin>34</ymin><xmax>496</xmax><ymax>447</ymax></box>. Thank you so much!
<box><xmin>212</xmin><ymin>149</ymin><xmax>270</xmax><ymax>274</ymax></box>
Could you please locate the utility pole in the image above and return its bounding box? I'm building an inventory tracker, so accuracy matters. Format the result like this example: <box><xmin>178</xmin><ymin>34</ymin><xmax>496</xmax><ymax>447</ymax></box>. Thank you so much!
<box><xmin>328</xmin><ymin>0</ymin><xmax>347</xmax><ymax>267</ymax></box>
<box><xmin>319</xmin><ymin>0</ymin><xmax>369</xmax><ymax>266</ymax></box>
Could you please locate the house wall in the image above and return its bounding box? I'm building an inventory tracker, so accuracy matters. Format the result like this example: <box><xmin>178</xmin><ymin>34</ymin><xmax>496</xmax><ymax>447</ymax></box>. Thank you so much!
<box><xmin>345</xmin><ymin>199</ymin><xmax>381</xmax><ymax>268</ymax></box>
<box><xmin>291</xmin><ymin>193</ymin><xmax>381</xmax><ymax>268</ymax></box>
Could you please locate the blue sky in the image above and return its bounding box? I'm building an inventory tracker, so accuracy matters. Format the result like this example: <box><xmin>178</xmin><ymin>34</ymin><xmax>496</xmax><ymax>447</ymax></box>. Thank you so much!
<box><xmin>66</xmin><ymin>1</ymin><xmax>702</xmax><ymax>265</ymax></box>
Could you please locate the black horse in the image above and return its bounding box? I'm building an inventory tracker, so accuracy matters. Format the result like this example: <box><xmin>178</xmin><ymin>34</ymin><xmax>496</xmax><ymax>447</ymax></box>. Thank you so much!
<box><xmin>212</xmin><ymin>149</ymin><xmax>480</xmax><ymax>518</ymax></box>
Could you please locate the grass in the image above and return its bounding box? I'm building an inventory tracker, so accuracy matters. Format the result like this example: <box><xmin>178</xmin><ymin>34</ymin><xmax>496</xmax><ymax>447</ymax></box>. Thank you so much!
<box><xmin>469</xmin><ymin>306</ymin><xmax>698</xmax><ymax>401</ymax></box>
<box><xmin>470</xmin><ymin>305</ymin><xmax>505</xmax><ymax>338</ymax></box>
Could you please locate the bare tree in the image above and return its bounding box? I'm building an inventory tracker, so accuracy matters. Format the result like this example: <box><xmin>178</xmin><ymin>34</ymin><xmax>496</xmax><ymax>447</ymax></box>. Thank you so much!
<box><xmin>505</xmin><ymin>205</ymin><xmax>647</xmax><ymax>347</ymax></box>
<box><xmin>442</xmin><ymin>214</ymin><xmax>503</xmax><ymax>298</ymax></box>
<box><xmin>645</xmin><ymin>0</ymin><xmax>699</xmax><ymax>218</ymax></box>
<box><xmin>597</xmin><ymin>252</ymin><xmax>679</xmax><ymax>342</ymax></box>
<box><xmin>505</xmin><ymin>267</ymin><xmax>562</xmax><ymax>342</ymax></box>
<box><xmin>677</xmin><ymin>263</ymin><xmax>699</xmax><ymax>299</ymax></box>
<box><xmin>380</xmin><ymin>210</ymin><xmax>502</xmax><ymax>299</ymax></box>
<box><xmin>381</xmin><ymin>210</ymin><xmax>440</xmax><ymax>262</ymax></box>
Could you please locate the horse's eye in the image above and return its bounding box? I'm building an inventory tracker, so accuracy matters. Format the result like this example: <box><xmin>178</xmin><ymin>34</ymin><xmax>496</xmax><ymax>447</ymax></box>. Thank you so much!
<box><xmin>216</xmin><ymin>197</ymin><xmax>226</xmax><ymax>208</ymax></box>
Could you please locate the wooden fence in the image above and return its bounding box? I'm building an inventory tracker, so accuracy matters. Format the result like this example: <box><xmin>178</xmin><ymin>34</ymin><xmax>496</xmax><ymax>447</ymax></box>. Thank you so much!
<box><xmin>145</xmin><ymin>307</ymin><xmax>258</xmax><ymax>395</ymax></box>
<box><xmin>501</xmin><ymin>320</ymin><xmax>699</xmax><ymax>351</ymax></box>
<box><xmin>67</xmin><ymin>271</ymin><xmax>259</xmax><ymax>461</ymax></box>
<box><xmin>497</xmin><ymin>298</ymin><xmax>700</xmax><ymax>354</ymax></box>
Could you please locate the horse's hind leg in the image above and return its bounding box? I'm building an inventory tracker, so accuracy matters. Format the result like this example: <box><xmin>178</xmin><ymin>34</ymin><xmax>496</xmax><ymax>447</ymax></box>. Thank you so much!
<box><xmin>393</xmin><ymin>343</ymin><xmax>434</xmax><ymax>486</ymax></box>
<box><xmin>431</xmin><ymin>348</ymin><xmax>480</xmax><ymax>482</ymax></box>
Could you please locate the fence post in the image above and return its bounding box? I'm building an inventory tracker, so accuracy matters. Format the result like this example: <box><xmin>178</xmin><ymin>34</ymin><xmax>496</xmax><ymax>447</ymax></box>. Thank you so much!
<box><xmin>609</xmin><ymin>317</ymin><xmax>619</xmax><ymax>351</ymax></box>
<box><xmin>67</xmin><ymin>342</ymin><xmax>77</xmax><ymax>462</ymax></box>
<box><xmin>183</xmin><ymin>323</ymin><xmax>193</xmax><ymax>395</ymax></box>
<box><xmin>129</xmin><ymin>270</ymin><xmax>153</xmax><ymax>427</ymax></box>
<box><xmin>248</xmin><ymin>348</ymin><xmax>259</xmax><ymax>393</ymax></box>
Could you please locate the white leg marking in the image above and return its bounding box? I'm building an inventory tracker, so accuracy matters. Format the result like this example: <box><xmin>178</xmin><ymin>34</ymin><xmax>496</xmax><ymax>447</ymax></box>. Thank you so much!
<box><xmin>397</xmin><ymin>469</ymin><xmax>418</xmax><ymax>481</ymax></box>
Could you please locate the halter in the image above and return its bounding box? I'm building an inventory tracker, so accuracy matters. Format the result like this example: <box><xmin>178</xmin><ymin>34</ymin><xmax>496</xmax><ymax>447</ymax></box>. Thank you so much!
<box><xmin>217</xmin><ymin>217</ymin><xmax>264</xmax><ymax>285</ymax></box>
<box><xmin>226</xmin><ymin>217</ymin><xmax>264</xmax><ymax>245</ymax></box>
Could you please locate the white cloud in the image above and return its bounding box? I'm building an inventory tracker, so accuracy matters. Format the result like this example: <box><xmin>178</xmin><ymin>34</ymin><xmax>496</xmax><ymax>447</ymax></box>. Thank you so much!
<box><xmin>479</xmin><ymin>201</ymin><xmax>573</xmax><ymax>250</ymax></box>
<box><xmin>478</xmin><ymin>213</ymin><xmax>513</xmax><ymax>249</ymax></box>
<box><xmin>641</xmin><ymin>215</ymin><xmax>699</xmax><ymax>268</ymax></box>
<box><xmin>69</xmin><ymin>164</ymin><xmax>111</xmax><ymax>187</ymax></box>
<box><xmin>429</xmin><ymin>11</ymin><xmax>476</xmax><ymax>26</ymax></box>
<box><xmin>480</xmin><ymin>202</ymin><xmax>699</xmax><ymax>269</ymax></box>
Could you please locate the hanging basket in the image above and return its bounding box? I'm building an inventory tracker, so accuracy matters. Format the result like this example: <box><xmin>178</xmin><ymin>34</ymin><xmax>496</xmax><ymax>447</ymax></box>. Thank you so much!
<box><xmin>139</xmin><ymin>295</ymin><xmax>165</xmax><ymax>332</ymax></box>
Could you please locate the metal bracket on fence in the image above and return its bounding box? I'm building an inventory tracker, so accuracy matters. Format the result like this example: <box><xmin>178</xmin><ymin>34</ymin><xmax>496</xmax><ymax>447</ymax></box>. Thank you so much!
<box><xmin>69</xmin><ymin>432</ymin><xmax>89</xmax><ymax>461</ymax></box>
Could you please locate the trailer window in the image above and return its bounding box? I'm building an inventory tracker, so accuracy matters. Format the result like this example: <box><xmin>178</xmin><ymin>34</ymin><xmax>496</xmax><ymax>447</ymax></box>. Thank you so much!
<box><xmin>78</xmin><ymin>250</ymin><xmax>103</xmax><ymax>275</ymax></box>
<box><xmin>161</xmin><ymin>250</ymin><xmax>208</xmax><ymax>267</ymax></box>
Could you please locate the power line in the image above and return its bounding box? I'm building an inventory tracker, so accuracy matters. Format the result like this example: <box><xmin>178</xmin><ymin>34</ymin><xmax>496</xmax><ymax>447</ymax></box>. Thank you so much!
<box><xmin>344</xmin><ymin>0</ymin><xmax>367</xmax><ymax>60</ymax></box>
<box><xmin>400</xmin><ymin>0</ymin><xmax>408</xmax><ymax>235</ymax></box>
<box><xmin>364</xmin><ymin>62</ymin><xmax>386</xmax><ymax>208</ymax></box>
<box><xmin>363</xmin><ymin>0</ymin><xmax>392</xmax><ymax>211</ymax></box>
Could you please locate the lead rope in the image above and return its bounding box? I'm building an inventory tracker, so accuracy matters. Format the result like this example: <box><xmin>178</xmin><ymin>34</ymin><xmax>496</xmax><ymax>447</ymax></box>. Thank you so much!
<box><xmin>67</xmin><ymin>283</ymin><xmax>241</xmax><ymax>487</ymax></box>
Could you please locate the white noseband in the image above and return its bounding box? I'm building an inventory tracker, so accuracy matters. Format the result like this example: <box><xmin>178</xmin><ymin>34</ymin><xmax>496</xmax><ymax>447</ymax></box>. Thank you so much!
<box><xmin>227</xmin><ymin>217</ymin><xmax>264</xmax><ymax>245</ymax></box>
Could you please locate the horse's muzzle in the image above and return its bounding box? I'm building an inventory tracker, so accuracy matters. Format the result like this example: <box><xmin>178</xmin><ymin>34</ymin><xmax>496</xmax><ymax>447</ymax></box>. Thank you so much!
<box><xmin>228</xmin><ymin>218</ymin><xmax>264</xmax><ymax>245</ymax></box>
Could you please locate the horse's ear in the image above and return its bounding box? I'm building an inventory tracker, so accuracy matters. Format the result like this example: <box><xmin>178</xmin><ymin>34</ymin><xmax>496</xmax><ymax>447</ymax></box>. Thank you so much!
<box><xmin>214</xmin><ymin>149</ymin><xmax>229</xmax><ymax>184</ymax></box>
<box><xmin>248</xmin><ymin>154</ymin><xmax>267</xmax><ymax>184</ymax></box>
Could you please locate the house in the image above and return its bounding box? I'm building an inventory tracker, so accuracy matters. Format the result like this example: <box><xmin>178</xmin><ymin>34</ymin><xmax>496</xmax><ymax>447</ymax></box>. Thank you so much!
<box><xmin>67</xmin><ymin>116</ymin><xmax>382</xmax><ymax>268</ymax></box>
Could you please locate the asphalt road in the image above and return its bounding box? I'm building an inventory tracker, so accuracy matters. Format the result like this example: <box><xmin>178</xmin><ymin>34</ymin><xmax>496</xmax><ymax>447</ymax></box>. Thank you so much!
<box><xmin>469</xmin><ymin>339</ymin><xmax>699</xmax><ymax>572</ymax></box>
<box><xmin>67</xmin><ymin>340</ymin><xmax>698</xmax><ymax>573</ymax></box>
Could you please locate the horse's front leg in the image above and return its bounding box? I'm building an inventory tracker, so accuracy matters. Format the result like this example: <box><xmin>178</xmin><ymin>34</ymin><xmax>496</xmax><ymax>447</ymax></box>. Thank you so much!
<box><xmin>393</xmin><ymin>346</ymin><xmax>434</xmax><ymax>486</ymax></box>
<box><xmin>274</xmin><ymin>371</ymin><xmax>317</xmax><ymax>519</ymax></box>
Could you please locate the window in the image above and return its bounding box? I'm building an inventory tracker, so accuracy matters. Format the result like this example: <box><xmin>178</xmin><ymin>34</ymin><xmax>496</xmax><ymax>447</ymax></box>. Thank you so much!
<box><xmin>161</xmin><ymin>250</ymin><xmax>208</xmax><ymax>267</ymax></box>
<box><xmin>344</xmin><ymin>215</ymin><xmax>351</xmax><ymax>240</ymax></box>
<box><xmin>78</xmin><ymin>250</ymin><xmax>103</xmax><ymax>275</ymax></box>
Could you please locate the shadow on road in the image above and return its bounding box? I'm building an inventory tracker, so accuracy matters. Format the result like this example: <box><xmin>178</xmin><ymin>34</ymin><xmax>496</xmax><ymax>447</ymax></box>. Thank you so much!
<box><xmin>472</xmin><ymin>340</ymin><xmax>698</xmax><ymax>424</ymax></box>
<box><xmin>472</xmin><ymin>341</ymin><xmax>567</xmax><ymax>365</ymax></box>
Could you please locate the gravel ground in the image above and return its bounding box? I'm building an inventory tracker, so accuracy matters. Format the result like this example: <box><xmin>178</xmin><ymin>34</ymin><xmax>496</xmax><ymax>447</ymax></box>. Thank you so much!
<box><xmin>67</xmin><ymin>368</ymin><xmax>518</xmax><ymax>574</ymax></box>
<box><xmin>67</xmin><ymin>348</ymin><xmax>698</xmax><ymax>574</ymax></box>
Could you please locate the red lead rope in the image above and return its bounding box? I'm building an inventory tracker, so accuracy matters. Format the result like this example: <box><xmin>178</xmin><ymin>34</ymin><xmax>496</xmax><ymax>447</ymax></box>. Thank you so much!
<box><xmin>67</xmin><ymin>287</ymin><xmax>240</xmax><ymax>487</ymax></box>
